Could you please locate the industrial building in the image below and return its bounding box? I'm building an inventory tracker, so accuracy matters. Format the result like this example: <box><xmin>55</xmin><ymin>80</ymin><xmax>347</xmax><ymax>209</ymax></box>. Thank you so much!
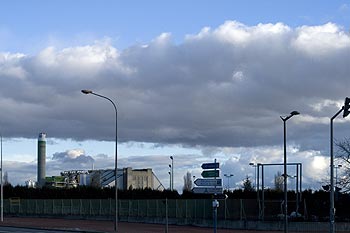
<box><xmin>35</xmin><ymin>132</ymin><xmax>164</xmax><ymax>190</ymax></box>
<box><xmin>43</xmin><ymin>168</ymin><xmax>164</xmax><ymax>190</ymax></box>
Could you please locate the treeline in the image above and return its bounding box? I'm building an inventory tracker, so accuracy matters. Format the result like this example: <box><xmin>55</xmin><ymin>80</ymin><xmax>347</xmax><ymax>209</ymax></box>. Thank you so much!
<box><xmin>2</xmin><ymin>184</ymin><xmax>347</xmax><ymax>202</ymax></box>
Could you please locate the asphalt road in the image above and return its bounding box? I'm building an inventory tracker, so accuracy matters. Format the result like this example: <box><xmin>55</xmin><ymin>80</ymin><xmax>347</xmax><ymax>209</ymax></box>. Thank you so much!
<box><xmin>0</xmin><ymin>226</ymin><xmax>81</xmax><ymax>232</ymax></box>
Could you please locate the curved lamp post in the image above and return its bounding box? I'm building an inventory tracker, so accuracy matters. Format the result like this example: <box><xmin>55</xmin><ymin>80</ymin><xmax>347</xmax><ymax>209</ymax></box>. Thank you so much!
<box><xmin>81</xmin><ymin>89</ymin><xmax>118</xmax><ymax>232</ymax></box>
<box><xmin>280</xmin><ymin>110</ymin><xmax>300</xmax><ymax>233</ymax></box>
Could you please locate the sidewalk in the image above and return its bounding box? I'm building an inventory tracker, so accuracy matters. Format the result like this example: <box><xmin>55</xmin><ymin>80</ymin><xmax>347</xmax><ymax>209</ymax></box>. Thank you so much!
<box><xmin>0</xmin><ymin>217</ymin><xmax>281</xmax><ymax>233</ymax></box>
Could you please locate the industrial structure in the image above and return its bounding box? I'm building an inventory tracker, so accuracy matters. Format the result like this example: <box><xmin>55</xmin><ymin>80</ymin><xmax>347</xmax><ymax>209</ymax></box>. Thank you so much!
<box><xmin>37</xmin><ymin>133</ymin><xmax>46</xmax><ymax>187</ymax></box>
<box><xmin>43</xmin><ymin>168</ymin><xmax>164</xmax><ymax>190</ymax></box>
<box><xmin>34</xmin><ymin>132</ymin><xmax>163</xmax><ymax>190</ymax></box>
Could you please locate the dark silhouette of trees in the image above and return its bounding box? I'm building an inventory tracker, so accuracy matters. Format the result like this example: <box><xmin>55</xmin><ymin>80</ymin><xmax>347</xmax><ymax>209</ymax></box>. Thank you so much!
<box><xmin>335</xmin><ymin>138</ymin><xmax>350</xmax><ymax>192</ymax></box>
<box><xmin>242</xmin><ymin>175</ymin><xmax>254</xmax><ymax>192</ymax></box>
<box><xmin>3</xmin><ymin>182</ymin><xmax>350</xmax><ymax>221</ymax></box>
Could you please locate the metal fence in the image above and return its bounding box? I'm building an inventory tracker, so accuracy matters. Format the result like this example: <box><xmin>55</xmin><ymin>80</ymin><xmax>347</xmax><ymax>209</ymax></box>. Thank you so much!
<box><xmin>5</xmin><ymin>198</ymin><xmax>350</xmax><ymax>232</ymax></box>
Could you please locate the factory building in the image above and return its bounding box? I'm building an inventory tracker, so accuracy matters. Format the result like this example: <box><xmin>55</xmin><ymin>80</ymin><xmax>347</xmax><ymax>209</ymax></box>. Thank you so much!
<box><xmin>75</xmin><ymin>167</ymin><xmax>164</xmax><ymax>190</ymax></box>
<box><xmin>40</xmin><ymin>167</ymin><xmax>164</xmax><ymax>191</ymax></box>
<box><xmin>34</xmin><ymin>132</ymin><xmax>164</xmax><ymax>190</ymax></box>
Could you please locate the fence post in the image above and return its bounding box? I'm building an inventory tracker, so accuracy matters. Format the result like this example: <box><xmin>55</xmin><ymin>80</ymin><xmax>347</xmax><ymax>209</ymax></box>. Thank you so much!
<box><xmin>147</xmin><ymin>200</ymin><xmax>149</xmax><ymax>217</ymax></box>
<box><xmin>110</xmin><ymin>198</ymin><xmax>112</xmax><ymax>217</ymax></box>
<box><xmin>176</xmin><ymin>199</ymin><xmax>178</xmax><ymax>219</ymax></box>
<box><xmin>89</xmin><ymin>199</ymin><xmax>92</xmax><ymax>215</ymax></box>
<box><xmin>138</xmin><ymin>200</ymin><xmax>140</xmax><ymax>217</ymax></box>
<box><xmin>203</xmin><ymin>200</ymin><xmax>205</xmax><ymax>220</ymax></box>
<box><xmin>70</xmin><ymin>199</ymin><xmax>72</xmax><ymax>215</ymax></box>
<box><xmin>194</xmin><ymin>199</ymin><xmax>197</xmax><ymax>221</ymax></box>
<box><xmin>35</xmin><ymin>199</ymin><xmax>38</xmax><ymax>215</ymax></box>
<box><xmin>99</xmin><ymin>199</ymin><xmax>102</xmax><ymax>216</ymax></box>
<box><xmin>165</xmin><ymin>198</ymin><xmax>168</xmax><ymax>233</ymax></box>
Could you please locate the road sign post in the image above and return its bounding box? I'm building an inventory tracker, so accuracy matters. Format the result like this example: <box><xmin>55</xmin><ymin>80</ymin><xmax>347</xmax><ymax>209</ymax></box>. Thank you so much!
<box><xmin>194</xmin><ymin>159</ymin><xmax>223</xmax><ymax>233</ymax></box>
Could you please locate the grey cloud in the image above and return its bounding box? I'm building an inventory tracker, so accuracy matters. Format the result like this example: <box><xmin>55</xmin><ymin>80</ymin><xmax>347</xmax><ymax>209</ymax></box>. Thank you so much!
<box><xmin>0</xmin><ymin>21</ymin><xmax>349</xmax><ymax>152</ymax></box>
<box><xmin>51</xmin><ymin>149</ymin><xmax>94</xmax><ymax>165</ymax></box>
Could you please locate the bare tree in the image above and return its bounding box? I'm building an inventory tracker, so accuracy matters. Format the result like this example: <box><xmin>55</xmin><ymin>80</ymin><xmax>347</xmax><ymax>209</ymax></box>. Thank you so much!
<box><xmin>274</xmin><ymin>171</ymin><xmax>284</xmax><ymax>192</ymax></box>
<box><xmin>3</xmin><ymin>171</ymin><xmax>10</xmax><ymax>186</ymax></box>
<box><xmin>335</xmin><ymin>138</ymin><xmax>350</xmax><ymax>192</ymax></box>
<box><xmin>183</xmin><ymin>171</ymin><xmax>192</xmax><ymax>192</ymax></box>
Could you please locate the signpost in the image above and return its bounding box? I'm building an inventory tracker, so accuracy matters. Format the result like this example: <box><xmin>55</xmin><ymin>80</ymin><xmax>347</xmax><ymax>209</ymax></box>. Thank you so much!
<box><xmin>192</xmin><ymin>187</ymin><xmax>223</xmax><ymax>194</ymax></box>
<box><xmin>194</xmin><ymin>178</ymin><xmax>222</xmax><ymax>186</ymax></box>
<box><xmin>193</xmin><ymin>159</ymin><xmax>223</xmax><ymax>233</ymax></box>
<box><xmin>201</xmin><ymin>170</ymin><xmax>220</xmax><ymax>178</ymax></box>
<box><xmin>201</xmin><ymin>162</ymin><xmax>219</xmax><ymax>170</ymax></box>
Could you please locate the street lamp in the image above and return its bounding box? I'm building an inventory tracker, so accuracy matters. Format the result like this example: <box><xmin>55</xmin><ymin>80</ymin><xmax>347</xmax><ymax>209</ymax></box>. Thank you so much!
<box><xmin>168</xmin><ymin>164</ymin><xmax>172</xmax><ymax>190</ymax></box>
<box><xmin>81</xmin><ymin>89</ymin><xmax>118</xmax><ymax>232</ymax></box>
<box><xmin>168</xmin><ymin>171</ymin><xmax>171</xmax><ymax>190</ymax></box>
<box><xmin>335</xmin><ymin>164</ymin><xmax>342</xmax><ymax>186</ymax></box>
<box><xmin>170</xmin><ymin>156</ymin><xmax>174</xmax><ymax>191</ymax></box>
<box><xmin>280</xmin><ymin>110</ymin><xmax>300</xmax><ymax>233</ymax></box>
<box><xmin>224</xmin><ymin>174</ymin><xmax>233</xmax><ymax>191</ymax></box>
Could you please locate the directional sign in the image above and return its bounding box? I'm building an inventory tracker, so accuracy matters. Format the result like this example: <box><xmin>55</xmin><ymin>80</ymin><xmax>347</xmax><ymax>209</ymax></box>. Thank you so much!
<box><xmin>192</xmin><ymin>187</ymin><xmax>223</xmax><ymax>194</ymax></box>
<box><xmin>194</xmin><ymin>178</ymin><xmax>222</xmax><ymax>187</ymax></box>
<box><xmin>201</xmin><ymin>162</ymin><xmax>219</xmax><ymax>169</ymax></box>
<box><xmin>201</xmin><ymin>170</ymin><xmax>219</xmax><ymax>178</ymax></box>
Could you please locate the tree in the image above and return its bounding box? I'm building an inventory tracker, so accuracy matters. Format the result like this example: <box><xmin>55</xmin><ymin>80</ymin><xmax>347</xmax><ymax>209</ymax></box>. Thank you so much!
<box><xmin>183</xmin><ymin>171</ymin><xmax>192</xmax><ymax>192</ymax></box>
<box><xmin>242</xmin><ymin>175</ymin><xmax>254</xmax><ymax>192</ymax></box>
<box><xmin>335</xmin><ymin>138</ymin><xmax>350</xmax><ymax>192</ymax></box>
<box><xmin>274</xmin><ymin>171</ymin><xmax>283</xmax><ymax>192</ymax></box>
<box><xmin>3</xmin><ymin>171</ymin><xmax>11</xmax><ymax>186</ymax></box>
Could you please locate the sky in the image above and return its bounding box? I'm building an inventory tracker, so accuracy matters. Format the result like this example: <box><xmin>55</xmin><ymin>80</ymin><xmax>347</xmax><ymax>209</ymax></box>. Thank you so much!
<box><xmin>0</xmin><ymin>1</ymin><xmax>350</xmax><ymax>191</ymax></box>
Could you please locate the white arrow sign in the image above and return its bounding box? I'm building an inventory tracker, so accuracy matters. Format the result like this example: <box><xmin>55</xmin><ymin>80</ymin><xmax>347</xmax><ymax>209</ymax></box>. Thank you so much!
<box><xmin>192</xmin><ymin>187</ymin><xmax>223</xmax><ymax>194</ymax></box>
<box><xmin>194</xmin><ymin>178</ymin><xmax>222</xmax><ymax>187</ymax></box>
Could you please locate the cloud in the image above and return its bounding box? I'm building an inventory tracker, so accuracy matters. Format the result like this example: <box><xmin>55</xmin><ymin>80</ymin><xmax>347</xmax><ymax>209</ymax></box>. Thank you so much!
<box><xmin>0</xmin><ymin>21</ymin><xmax>350</xmax><ymax>188</ymax></box>
<box><xmin>51</xmin><ymin>149</ymin><xmax>94</xmax><ymax>165</ymax></box>
<box><xmin>0</xmin><ymin>21</ymin><xmax>349</xmax><ymax>152</ymax></box>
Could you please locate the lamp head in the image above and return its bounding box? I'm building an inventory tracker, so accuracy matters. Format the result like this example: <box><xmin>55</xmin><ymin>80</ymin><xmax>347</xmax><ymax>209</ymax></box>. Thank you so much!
<box><xmin>170</xmin><ymin>156</ymin><xmax>173</xmax><ymax>160</ymax></box>
<box><xmin>81</xmin><ymin>89</ymin><xmax>93</xmax><ymax>94</ymax></box>
<box><xmin>290</xmin><ymin>111</ymin><xmax>300</xmax><ymax>116</ymax></box>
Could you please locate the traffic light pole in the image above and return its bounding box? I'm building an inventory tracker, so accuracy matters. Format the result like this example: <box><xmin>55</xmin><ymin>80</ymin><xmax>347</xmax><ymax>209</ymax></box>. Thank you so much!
<box><xmin>330</xmin><ymin>106</ymin><xmax>344</xmax><ymax>233</ymax></box>
<box><xmin>329</xmin><ymin>97</ymin><xmax>350</xmax><ymax>233</ymax></box>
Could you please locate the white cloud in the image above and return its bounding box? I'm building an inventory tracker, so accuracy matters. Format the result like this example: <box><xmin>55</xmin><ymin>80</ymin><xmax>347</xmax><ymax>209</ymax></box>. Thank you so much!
<box><xmin>292</xmin><ymin>23</ymin><xmax>350</xmax><ymax>56</ymax></box>
<box><xmin>1</xmin><ymin>21</ymin><xmax>350</xmax><ymax>188</ymax></box>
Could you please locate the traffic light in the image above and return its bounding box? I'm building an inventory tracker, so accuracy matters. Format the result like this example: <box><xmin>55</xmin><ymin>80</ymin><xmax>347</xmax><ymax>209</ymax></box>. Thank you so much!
<box><xmin>343</xmin><ymin>97</ymin><xmax>350</xmax><ymax>118</ymax></box>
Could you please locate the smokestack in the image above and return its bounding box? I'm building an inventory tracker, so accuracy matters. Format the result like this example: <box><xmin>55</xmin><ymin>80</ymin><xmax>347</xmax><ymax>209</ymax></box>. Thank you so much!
<box><xmin>37</xmin><ymin>133</ymin><xmax>46</xmax><ymax>187</ymax></box>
